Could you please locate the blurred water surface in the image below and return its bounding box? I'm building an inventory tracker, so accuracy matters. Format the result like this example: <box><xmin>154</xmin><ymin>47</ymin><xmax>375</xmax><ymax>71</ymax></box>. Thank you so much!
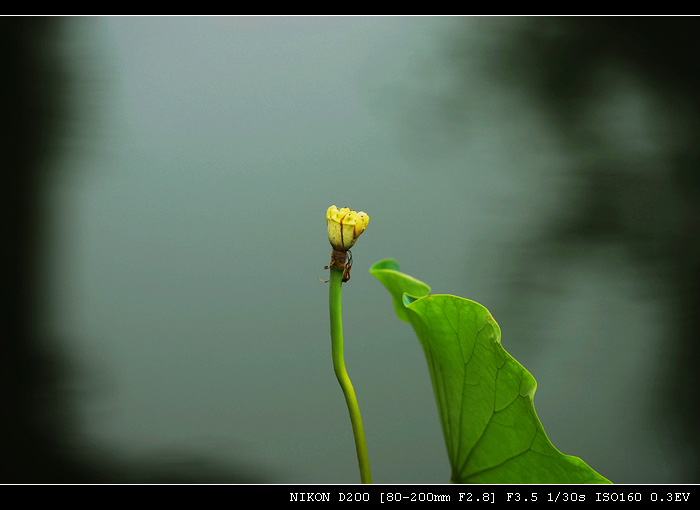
<box><xmin>3</xmin><ymin>16</ymin><xmax>698</xmax><ymax>483</ymax></box>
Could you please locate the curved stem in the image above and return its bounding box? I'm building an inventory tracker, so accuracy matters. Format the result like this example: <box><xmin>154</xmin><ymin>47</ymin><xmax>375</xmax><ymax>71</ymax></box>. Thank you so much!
<box><xmin>328</xmin><ymin>265</ymin><xmax>372</xmax><ymax>484</ymax></box>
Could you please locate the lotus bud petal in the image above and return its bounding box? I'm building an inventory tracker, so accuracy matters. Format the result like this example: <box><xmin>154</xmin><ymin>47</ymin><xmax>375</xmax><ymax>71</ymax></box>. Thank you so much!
<box><xmin>326</xmin><ymin>205</ymin><xmax>369</xmax><ymax>252</ymax></box>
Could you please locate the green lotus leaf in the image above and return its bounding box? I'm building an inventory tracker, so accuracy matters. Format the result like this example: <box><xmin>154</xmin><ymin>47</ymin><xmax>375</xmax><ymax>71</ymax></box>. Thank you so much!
<box><xmin>371</xmin><ymin>259</ymin><xmax>610</xmax><ymax>484</ymax></box>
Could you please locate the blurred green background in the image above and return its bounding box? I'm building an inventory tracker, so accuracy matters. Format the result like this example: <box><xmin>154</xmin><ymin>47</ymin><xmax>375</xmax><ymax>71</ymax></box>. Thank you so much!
<box><xmin>3</xmin><ymin>16</ymin><xmax>699</xmax><ymax>483</ymax></box>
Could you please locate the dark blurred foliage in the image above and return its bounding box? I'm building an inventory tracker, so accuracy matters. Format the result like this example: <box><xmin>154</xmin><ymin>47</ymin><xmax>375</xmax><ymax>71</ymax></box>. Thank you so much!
<box><xmin>451</xmin><ymin>17</ymin><xmax>700</xmax><ymax>481</ymax></box>
<box><xmin>0</xmin><ymin>16</ymin><xmax>79</xmax><ymax>483</ymax></box>
<box><xmin>0</xmin><ymin>17</ymin><xmax>265</xmax><ymax>484</ymax></box>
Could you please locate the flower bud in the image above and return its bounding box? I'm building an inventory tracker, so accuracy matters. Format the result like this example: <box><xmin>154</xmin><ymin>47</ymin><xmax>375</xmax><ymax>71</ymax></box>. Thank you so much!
<box><xmin>326</xmin><ymin>205</ymin><xmax>369</xmax><ymax>252</ymax></box>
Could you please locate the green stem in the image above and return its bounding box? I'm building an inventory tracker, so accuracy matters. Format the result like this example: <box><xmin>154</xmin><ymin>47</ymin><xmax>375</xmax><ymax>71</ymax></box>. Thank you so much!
<box><xmin>328</xmin><ymin>265</ymin><xmax>372</xmax><ymax>484</ymax></box>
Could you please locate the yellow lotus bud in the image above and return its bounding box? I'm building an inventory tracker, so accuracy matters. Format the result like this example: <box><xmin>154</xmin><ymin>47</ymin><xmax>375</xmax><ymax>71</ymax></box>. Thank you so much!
<box><xmin>326</xmin><ymin>205</ymin><xmax>369</xmax><ymax>252</ymax></box>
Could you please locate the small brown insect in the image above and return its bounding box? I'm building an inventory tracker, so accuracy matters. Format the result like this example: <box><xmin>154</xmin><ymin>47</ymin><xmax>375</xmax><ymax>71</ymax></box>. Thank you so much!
<box><xmin>341</xmin><ymin>250</ymin><xmax>353</xmax><ymax>282</ymax></box>
<box><xmin>323</xmin><ymin>249</ymin><xmax>353</xmax><ymax>283</ymax></box>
